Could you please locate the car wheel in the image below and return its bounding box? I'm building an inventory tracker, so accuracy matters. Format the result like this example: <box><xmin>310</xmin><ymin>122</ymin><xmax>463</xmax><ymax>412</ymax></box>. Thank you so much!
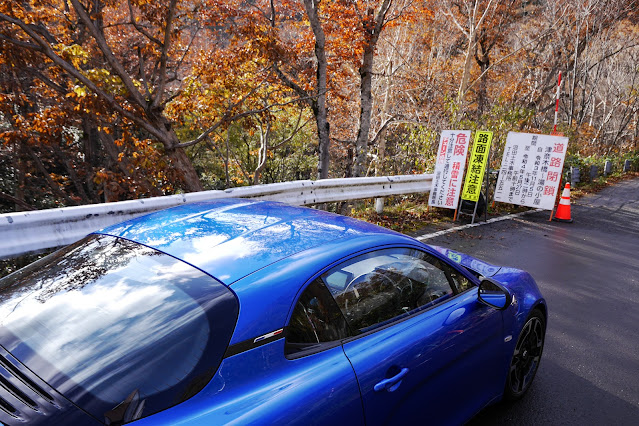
<box><xmin>505</xmin><ymin>309</ymin><xmax>545</xmax><ymax>400</ymax></box>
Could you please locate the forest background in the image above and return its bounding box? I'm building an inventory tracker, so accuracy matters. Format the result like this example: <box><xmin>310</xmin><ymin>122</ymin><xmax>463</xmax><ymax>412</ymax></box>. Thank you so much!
<box><xmin>1</xmin><ymin>0</ymin><xmax>639</xmax><ymax>214</ymax></box>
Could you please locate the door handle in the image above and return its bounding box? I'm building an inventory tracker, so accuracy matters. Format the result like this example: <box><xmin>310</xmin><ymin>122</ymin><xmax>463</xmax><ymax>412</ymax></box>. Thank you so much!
<box><xmin>374</xmin><ymin>367</ymin><xmax>410</xmax><ymax>392</ymax></box>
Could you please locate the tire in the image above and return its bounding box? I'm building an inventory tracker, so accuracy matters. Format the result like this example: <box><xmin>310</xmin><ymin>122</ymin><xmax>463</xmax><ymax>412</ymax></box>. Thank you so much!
<box><xmin>504</xmin><ymin>309</ymin><xmax>546</xmax><ymax>401</ymax></box>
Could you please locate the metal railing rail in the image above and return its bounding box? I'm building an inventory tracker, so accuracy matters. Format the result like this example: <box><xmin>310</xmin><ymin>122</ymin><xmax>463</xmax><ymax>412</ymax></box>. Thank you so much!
<box><xmin>0</xmin><ymin>174</ymin><xmax>433</xmax><ymax>259</ymax></box>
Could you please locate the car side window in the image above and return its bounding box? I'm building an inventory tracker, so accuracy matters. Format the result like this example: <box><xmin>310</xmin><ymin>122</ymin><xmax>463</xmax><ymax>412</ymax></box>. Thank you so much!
<box><xmin>285</xmin><ymin>279</ymin><xmax>352</xmax><ymax>356</ymax></box>
<box><xmin>449</xmin><ymin>268</ymin><xmax>474</xmax><ymax>293</ymax></box>
<box><xmin>322</xmin><ymin>248</ymin><xmax>465</xmax><ymax>334</ymax></box>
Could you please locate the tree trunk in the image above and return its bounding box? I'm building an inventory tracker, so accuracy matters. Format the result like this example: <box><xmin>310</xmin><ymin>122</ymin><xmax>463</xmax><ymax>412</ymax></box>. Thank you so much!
<box><xmin>166</xmin><ymin>145</ymin><xmax>203</xmax><ymax>191</ymax></box>
<box><xmin>634</xmin><ymin>111</ymin><xmax>638</xmax><ymax>149</ymax></box>
<box><xmin>98</xmin><ymin>130</ymin><xmax>163</xmax><ymax>197</ymax></box>
<box><xmin>302</xmin><ymin>0</ymin><xmax>331</xmax><ymax>180</ymax></box>
<box><xmin>80</xmin><ymin>119</ymin><xmax>101</xmax><ymax>200</ymax></box>
<box><xmin>314</xmin><ymin>100</ymin><xmax>330</xmax><ymax>180</ymax></box>
<box><xmin>568</xmin><ymin>27</ymin><xmax>580</xmax><ymax>128</ymax></box>
<box><xmin>253</xmin><ymin>121</ymin><xmax>270</xmax><ymax>185</ymax></box>
<box><xmin>458</xmin><ymin>35</ymin><xmax>476</xmax><ymax>104</ymax></box>
<box><xmin>353</xmin><ymin>1</ymin><xmax>392</xmax><ymax>177</ymax></box>
<box><xmin>81</xmin><ymin>120</ymin><xmax>98</xmax><ymax>167</ymax></box>
<box><xmin>149</xmin><ymin>112</ymin><xmax>203</xmax><ymax>192</ymax></box>
<box><xmin>225</xmin><ymin>131</ymin><xmax>231</xmax><ymax>188</ymax></box>
<box><xmin>475</xmin><ymin>36</ymin><xmax>490</xmax><ymax>117</ymax></box>
<box><xmin>353</xmin><ymin>44</ymin><xmax>376</xmax><ymax>177</ymax></box>
<box><xmin>375</xmin><ymin>61</ymin><xmax>393</xmax><ymax>177</ymax></box>
<box><xmin>24</xmin><ymin>144</ymin><xmax>79</xmax><ymax>206</ymax></box>
<box><xmin>52</xmin><ymin>143</ymin><xmax>92</xmax><ymax>204</ymax></box>
<box><xmin>13</xmin><ymin>141</ymin><xmax>26</xmax><ymax>212</ymax></box>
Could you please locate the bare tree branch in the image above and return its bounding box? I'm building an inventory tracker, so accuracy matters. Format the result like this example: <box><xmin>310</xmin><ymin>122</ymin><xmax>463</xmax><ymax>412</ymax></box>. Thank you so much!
<box><xmin>127</xmin><ymin>0</ymin><xmax>163</xmax><ymax>46</ymax></box>
<box><xmin>0</xmin><ymin>11</ymin><xmax>167</xmax><ymax>141</ymax></box>
<box><xmin>176</xmin><ymin>91</ymin><xmax>316</xmax><ymax>149</ymax></box>
<box><xmin>0</xmin><ymin>32</ymin><xmax>41</xmax><ymax>50</ymax></box>
<box><xmin>0</xmin><ymin>192</ymin><xmax>36</xmax><ymax>211</ymax></box>
<box><xmin>69</xmin><ymin>0</ymin><xmax>147</xmax><ymax>107</ymax></box>
<box><xmin>152</xmin><ymin>0</ymin><xmax>178</xmax><ymax>109</ymax></box>
<box><xmin>271</xmin><ymin>108</ymin><xmax>311</xmax><ymax>150</ymax></box>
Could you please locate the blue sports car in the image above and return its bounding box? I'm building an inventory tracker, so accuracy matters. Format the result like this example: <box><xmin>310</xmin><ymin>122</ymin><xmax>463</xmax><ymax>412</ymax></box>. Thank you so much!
<box><xmin>0</xmin><ymin>199</ymin><xmax>546</xmax><ymax>425</ymax></box>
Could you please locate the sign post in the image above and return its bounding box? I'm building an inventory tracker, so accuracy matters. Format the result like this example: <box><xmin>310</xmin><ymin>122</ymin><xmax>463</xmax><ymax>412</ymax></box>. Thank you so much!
<box><xmin>494</xmin><ymin>132</ymin><xmax>569</xmax><ymax>210</ymax></box>
<box><xmin>460</xmin><ymin>131</ymin><xmax>493</xmax><ymax>223</ymax></box>
<box><xmin>428</xmin><ymin>130</ymin><xmax>471</xmax><ymax>216</ymax></box>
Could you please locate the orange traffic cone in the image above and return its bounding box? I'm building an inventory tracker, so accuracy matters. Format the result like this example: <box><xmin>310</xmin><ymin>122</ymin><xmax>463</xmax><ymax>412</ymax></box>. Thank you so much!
<box><xmin>553</xmin><ymin>183</ymin><xmax>573</xmax><ymax>223</ymax></box>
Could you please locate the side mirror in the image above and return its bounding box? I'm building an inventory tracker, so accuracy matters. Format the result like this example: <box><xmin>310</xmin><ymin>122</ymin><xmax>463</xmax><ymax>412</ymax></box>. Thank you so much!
<box><xmin>477</xmin><ymin>278</ymin><xmax>512</xmax><ymax>310</ymax></box>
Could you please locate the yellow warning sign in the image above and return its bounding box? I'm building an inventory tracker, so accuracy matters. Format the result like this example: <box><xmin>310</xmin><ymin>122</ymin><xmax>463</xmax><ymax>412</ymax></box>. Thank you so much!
<box><xmin>461</xmin><ymin>131</ymin><xmax>493</xmax><ymax>202</ymax></box>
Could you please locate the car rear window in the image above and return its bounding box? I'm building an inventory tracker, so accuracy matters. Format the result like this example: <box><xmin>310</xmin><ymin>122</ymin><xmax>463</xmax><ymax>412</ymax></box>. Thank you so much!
<box><xmin>0</xmin><ymin>234</ymin><xmax>238</xmax><ymax>424</ymax></box>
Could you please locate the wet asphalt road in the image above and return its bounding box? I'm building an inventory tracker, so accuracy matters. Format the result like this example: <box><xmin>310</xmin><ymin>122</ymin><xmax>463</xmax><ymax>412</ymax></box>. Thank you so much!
<box><xmin>417</xmin><ymin>178</ymin><xmax>639</xmax><ymax>425</ymax></box>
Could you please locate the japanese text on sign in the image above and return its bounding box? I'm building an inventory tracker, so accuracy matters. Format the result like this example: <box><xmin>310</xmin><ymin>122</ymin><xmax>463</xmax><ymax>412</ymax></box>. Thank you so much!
<box><xmin>494</xmin><ymin>132</ymin><xmax>569</xmax><ymax>210</ymax></box>
<box><xmin>428</xmin><ymin>130</ymin><xmax>471</xmax><ymax>210</ymax></box>
<box><xmin>461</xmin><ymin>131</ymin><xmax>493</xmax><ymax>202</ymax></box>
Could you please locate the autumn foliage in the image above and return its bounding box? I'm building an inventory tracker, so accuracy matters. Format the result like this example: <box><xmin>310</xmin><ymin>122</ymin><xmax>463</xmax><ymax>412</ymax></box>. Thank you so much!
<box><xmin>1</xmin><ymin>0</ymin><xmax>638</xmax><ymax>212</ymax></box>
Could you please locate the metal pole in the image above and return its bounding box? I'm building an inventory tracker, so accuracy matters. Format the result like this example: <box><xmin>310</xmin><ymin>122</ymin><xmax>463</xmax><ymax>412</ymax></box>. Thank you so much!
<box><xmin>484</xmin><ymin>149</ymin><xmax>490</xmax><ymax>222</ymax></box>
<box><xmin>553</xmin><ymin>72</ymin><xmax>562</xmax><ymax>134</ymax></box>
<box><xmin>470</xmin><ymin>196</ymin><xmax>479</xmax><ymax>224</ymax></box>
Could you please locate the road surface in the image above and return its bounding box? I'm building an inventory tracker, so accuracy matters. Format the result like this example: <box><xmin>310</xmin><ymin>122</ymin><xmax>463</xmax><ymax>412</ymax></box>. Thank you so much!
<box><xmin>417</xmin><ymin>177</ymin><xmax>639</xmax><ymax>425</ymax></box>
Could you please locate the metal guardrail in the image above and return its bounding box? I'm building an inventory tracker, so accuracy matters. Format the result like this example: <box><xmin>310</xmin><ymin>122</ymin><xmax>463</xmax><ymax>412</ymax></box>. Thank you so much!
<box><xmin>0</xmin><ymin>174</ymin><xmax>433</xmax><ymax>259</ymax></box>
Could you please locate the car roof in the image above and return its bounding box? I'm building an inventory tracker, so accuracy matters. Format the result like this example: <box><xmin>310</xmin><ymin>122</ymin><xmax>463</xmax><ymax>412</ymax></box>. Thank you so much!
<box><xmin>96</xmin><ymin>199</ymin><xmax>403</xmax><ymax>285</ymax></box>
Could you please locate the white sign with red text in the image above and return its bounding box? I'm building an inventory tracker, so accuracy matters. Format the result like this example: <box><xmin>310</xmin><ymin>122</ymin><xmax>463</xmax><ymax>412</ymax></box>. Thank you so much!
<box><xmin>494</xmin><ymin>132</ymin><xmax>569</xmax><ymax>210</ymax></box>
<box><xmin>428</xmin><ymin>130</ymin><xmax>471</xmax><ymax>210</ymax></box>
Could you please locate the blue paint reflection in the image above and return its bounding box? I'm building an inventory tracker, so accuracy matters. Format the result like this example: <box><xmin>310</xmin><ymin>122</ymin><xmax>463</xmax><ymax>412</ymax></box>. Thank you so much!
<box><xmin>0</xmin><ymin>235</ymin><xmax>237</xmax><ymax>422</ymax></box>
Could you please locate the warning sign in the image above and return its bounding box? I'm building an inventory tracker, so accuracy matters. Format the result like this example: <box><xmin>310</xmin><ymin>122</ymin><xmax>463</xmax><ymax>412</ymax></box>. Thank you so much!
<box><xmin>494</xmin><ymin>132</ymin><xmax>569</xmax><ymax>210</ymax></box>
<box><xmin>428</xmin><ymin>130</ymin><xmax>471</xmax><ymax>210</ymax></box>
<box><xmin>461</xmin><ymin>131</ymin><xmax>493</xmax><ymax>202</ymax></box>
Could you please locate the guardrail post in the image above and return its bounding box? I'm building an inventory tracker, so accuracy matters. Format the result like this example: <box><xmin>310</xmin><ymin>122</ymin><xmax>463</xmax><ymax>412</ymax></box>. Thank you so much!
<box><xmin>624</xmin><ymin>159</ymin><xmax>632</xmax><ymax>172</ymax></box>
<box><xmin>604</xmin><ymin>161</ymin><xmax>612</xmax><ymax>176</ymax></box>
<box><xmin>375</xmin><ymin>198</ymin><xmax>384</xmax><ymax>214</ymax></box>
<box><xmin>570</xmin><ymin>166</ymin><xmax>580</xmax><ymax>185</ymax></box>
<box><xmin>589</xmin><ymin>165</ymin><xmax>598</xmax><ymax>180</ymax></box>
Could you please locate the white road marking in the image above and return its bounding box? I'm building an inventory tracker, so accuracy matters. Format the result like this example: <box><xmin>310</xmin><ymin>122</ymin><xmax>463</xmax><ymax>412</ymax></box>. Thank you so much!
<box><xmin>415</xmin><ymin>209</ymin><xmax>544</xmax><ymax>241</ymax></box>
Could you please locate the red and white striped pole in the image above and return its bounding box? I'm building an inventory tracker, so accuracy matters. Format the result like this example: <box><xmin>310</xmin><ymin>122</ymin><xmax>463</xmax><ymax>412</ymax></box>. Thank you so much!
<box><xmin>553</xmin><ymin>71</ymin><xmax>562</xmax><ymax>134</ymax></box>
<box><xmin>549</xmin><ymin>71</ymin><xmax>564</xmax><ymax>221</ymax></box>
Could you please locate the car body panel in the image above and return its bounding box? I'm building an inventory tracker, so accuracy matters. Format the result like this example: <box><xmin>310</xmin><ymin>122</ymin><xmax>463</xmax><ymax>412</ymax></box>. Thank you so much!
<box><xmin>130</xmin><ymin>339</ymin><xmax>365</xmax><ymax>426</ymax></box>
<box><xmin>98</xmin><ymin>200</ymin><xmax>396</xmax><ymax>285</ymax></box>
<box><xmin>430</xmin><ymin>245</ymin><xmax>502</xmax><ymax>277</ymax></box>
<box><xmin>491</xmin><ymin>267</ymin><xmax>547</xmax><ymax>365</ymax></box>
<box><xmin>342</xmin><ymin>288</ymin><xmax>506</xmax><ymax>426</ymax></box>
<box><xmin>0</xmin><ymin>346</ymin><xmax>100</xmax><ymax>426</ymax></box>
<box><xmin>228</xmin><ymin>236</ymin><xmax>421</xmax><ymax>345</ymax></box>
<box><xmin>0</xmin><ymin>234</ymin><xmax>239</xmax><ymax>424</ymax></box>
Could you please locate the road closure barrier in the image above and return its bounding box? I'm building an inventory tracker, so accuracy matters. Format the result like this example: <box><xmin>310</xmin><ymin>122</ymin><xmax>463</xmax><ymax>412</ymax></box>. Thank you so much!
<box><xmin>553</xmin><ymin>183</ymin><xmax>573</xmax><ymax>223</ymax></box>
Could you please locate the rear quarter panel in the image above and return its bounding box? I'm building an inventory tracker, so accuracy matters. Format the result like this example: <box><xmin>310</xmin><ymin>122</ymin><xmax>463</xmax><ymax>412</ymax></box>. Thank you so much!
<box><xmin>132</xmin><ymin>339</ymin><xmax>363</xmax><ymax>425</ymax></box>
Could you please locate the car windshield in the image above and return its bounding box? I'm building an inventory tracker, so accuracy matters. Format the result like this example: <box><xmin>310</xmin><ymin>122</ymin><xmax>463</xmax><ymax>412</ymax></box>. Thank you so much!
<box><xmin>0</xmin><ymin>234</ymin><xmax>238</xmax><ymax>424</ymax></box>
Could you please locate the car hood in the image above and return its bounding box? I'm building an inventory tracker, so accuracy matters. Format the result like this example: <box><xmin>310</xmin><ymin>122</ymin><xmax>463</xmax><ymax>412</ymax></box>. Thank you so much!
<box><xmin>429</xmin><ymin>245</ymin><xmax>501</xmax><ymax>277</ymax></box>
